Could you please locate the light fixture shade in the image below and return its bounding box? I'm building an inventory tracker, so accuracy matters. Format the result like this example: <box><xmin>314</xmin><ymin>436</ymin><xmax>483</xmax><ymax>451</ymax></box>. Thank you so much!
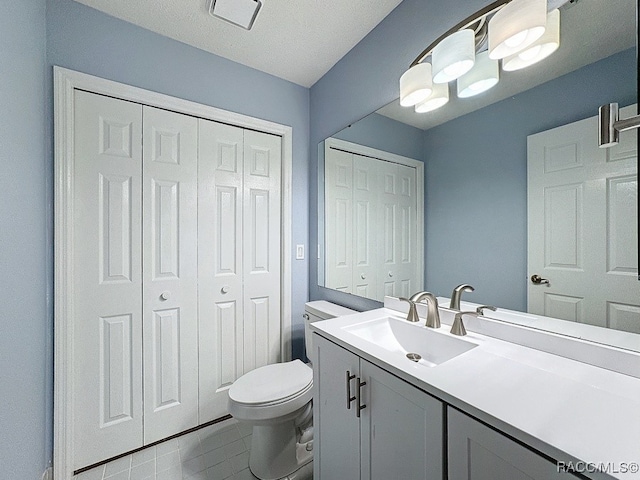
<box><xmin>457</xmin><ymin>51</ymin><xmax>499</xmax><ymax>98</ymax></box>
<box><xmin>209</xmin><ymin>0</ymin><xmax>262</xmax><ymax>30</ymax></box>
<box><xmin>432</xmin><ymin>29</ymin><xmax>476</xmax><ymax>84</ymax></box>
<box><xmin>502</xmin><ymin>9</ymin><xmax>560</xmax><ymax>71</ymax></box>
<box><xmin>400</xmin><ymin>63</ymin><xmax>434</xmax><ymax>107</ymax></box>
<box><xmin>488</xmin><ymin>0</ymin><xmax>547</xmax><ymax>60</ymax></box>
<box><xmin>415</xmin><ymin>82</ymin><xmax>449</xmax><ymax>113</ymax></box>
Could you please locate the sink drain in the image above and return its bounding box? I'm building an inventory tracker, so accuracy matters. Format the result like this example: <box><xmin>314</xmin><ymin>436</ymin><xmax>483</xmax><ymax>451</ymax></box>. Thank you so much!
<box><xmin>406</xmin><ymin>353</ymin><xmax>422</xmax><ymax>362</ymax></box>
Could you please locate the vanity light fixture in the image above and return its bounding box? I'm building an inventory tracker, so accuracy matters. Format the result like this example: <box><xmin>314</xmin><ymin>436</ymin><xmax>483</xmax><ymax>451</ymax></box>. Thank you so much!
<box><xmin>457</xmin><ymin>51</ymin><xmax>499</xmax><ymax>98</ymax></box>
<box><xmin>415</xmin><ymin>82</ymin><xmax>449</xmax><ymax>113</ymax></box>
<box><xmin>400</xmin><ymin>63</ymin><xmax>434</xmax><ymax>107</ymax></box>
<box><xmin>432</xmin><ymin>29</ymin><xmax>476</xmax><ymax>84</ymax></box>
<box><xmin>488</xmin><ymin>0</ymin><xmax>547</xmax><ymax>60</ymax></box>
<box><xmin>502</xmin><ymin>9</ymin><xmax>560</xmax><ymax>71</ymax></box>
<box><xmin>209</xmin><ymin>0</ymin><xmax>263</xmax><ymax>30</ymax></box>
<box><xmin>400</xmin><ymin>0</ymin><xmax>565</xmax><ymax>114</ymax></box>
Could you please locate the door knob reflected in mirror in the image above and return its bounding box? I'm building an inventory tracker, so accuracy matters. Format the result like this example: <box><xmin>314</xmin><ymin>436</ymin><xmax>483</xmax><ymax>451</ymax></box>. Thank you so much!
<box><xmin>361</xmin><ymin>274</ymin><xmax>366</xmax><ymax>280</ymax></box>
<box><xmin>530</xmin><ymin>275</ymin><xmax>550</xmax><ymax>285</ymax></box>
<box><xmin>388</xmin><ymin>271</ymin><xmax>394</xmax><ymax>278</ymax></box>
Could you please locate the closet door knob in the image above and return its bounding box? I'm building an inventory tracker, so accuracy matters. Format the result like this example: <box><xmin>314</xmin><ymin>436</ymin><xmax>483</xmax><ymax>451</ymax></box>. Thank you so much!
<box><xmin>388</xmin><ymin>271</ymin><xmax>394</xmax><ymax>278</ymax></box>
<box><xmin>361</xmin><ymin>274</ymin><xmax>366</xmax><ymax>280</ymax></box>
<box><xmin>160</xmin><ymin>292</ymin><xmax>170</xmax><ymax>301</ymax></box>
<box><xmin>221</xmin><ymin>286</ymin><xmax>230</xmax><ymax>294</ymax></box>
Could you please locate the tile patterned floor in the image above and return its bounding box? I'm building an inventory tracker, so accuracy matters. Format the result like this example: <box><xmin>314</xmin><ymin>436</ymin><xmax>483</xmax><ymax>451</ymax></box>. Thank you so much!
<box><xmin>74</xmin><ymin>419</ymin><xmax>258</xmax><ymax>480</ymax></box>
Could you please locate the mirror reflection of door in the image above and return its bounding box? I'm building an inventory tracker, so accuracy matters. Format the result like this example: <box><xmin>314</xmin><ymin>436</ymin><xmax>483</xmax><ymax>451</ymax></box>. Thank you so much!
<box><xmin>527</xmin><ymin>104</ymin><xmax>639</xmax><ymax>333</ymax></box>
<box><xmin>324</xmin><ymin>138</ymin><xmax>424</xmax><ymax>301</ymax></box>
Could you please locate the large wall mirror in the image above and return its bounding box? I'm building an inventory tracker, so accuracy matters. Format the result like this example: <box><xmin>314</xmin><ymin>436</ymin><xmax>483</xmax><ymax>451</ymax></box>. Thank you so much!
<box><xmin>317</xmin><ymin>0</ymin><xmax>639</xmax><ymax>350</ymax></box>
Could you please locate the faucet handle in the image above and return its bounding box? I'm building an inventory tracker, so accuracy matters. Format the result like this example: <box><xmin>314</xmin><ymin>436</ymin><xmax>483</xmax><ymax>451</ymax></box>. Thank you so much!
<box><xmin>399</xmin><ymin>297</ymin><xmax>419</xmax><ymax>322</ymax></box>
<box><xmin>450</xmin><ymin>311</ymin><xmax>477</xmax><ymax>336</ymax></box>
<box><xmin>476</xmin><ymin>305</ymin><xmax>497</xmax><ymax>316</ymax></box>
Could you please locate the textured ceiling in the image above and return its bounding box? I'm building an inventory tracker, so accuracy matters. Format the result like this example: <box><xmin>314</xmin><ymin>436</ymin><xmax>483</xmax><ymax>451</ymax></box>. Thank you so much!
<box><xmin>71</xmin><ymin>0</ymin><xmax>404</xmax><ymax>87</ymax></box>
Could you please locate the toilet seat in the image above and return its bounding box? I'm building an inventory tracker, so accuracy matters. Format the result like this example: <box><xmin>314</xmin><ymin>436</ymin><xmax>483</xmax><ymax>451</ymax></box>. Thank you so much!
<box><xmin>228</xmin><ymin>360</ymin><xmax>313</xmax><ymax>423</ymax></box>
<box><xmin>230</xmin><ymin>359</ymin><xmax>312</xmax><ymax>405</ymax></box>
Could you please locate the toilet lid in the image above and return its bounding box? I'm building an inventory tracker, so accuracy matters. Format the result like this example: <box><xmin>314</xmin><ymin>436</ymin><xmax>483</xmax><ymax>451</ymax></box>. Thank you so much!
<box><xmin>229</xmin><ymin>359</ymin><xmax>312</xmax><ymax>406</ymax></box>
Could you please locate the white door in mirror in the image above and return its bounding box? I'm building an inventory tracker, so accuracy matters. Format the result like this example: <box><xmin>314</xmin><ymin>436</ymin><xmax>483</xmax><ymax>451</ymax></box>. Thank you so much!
<box><xmin>527</xmin><ymin>104</ymin><xmax>640</xmax><ymax>333</ymax></box>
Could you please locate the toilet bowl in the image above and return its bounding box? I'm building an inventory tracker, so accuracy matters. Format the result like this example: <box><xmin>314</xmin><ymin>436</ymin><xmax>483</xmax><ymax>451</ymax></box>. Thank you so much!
<box><xmin>227</xmin><ymin>301</ymin><xmax>355</xmax><ymax>480</ymax></box>
<box><xmin>228</xmin><ymin>360</ymin><xmax>313</xmax><ymax>480</ymax></box>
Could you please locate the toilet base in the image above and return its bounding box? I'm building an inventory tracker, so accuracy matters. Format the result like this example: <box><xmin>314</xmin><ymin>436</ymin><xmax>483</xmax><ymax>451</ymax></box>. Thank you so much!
<box><xmin>249</xmin><ymin>459</ymin><xmax>313</xmax><ymax>480</ymax></box>
<box><xmin>248</xmin><ymin>422</ymin><xmax>313</xmax><ymax>480</ymax></box>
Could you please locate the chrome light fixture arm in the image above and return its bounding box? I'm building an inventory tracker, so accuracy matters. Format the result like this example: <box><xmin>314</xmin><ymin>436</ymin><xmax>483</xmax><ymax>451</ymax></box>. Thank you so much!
<box><xmin>409</xmin><ymin>0</ymin><xmax>510</xmax><ymax>68</ymax></box>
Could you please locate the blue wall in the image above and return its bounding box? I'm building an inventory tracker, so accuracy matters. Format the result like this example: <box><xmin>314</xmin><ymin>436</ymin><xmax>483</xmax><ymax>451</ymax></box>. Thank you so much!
<box><xmin>0</xmin><ymin>1</ymin><xmax>48</xmax><ymax>478</ymax></box>
<box><xmin>333</xmin><ymin>112</ymin><xmax>424</xmax><ymax>160</ymax></box>
<box><xmin>423</xmin><ymin>48</ymin><xmax>637</xmax><ymax>311</ymax></box>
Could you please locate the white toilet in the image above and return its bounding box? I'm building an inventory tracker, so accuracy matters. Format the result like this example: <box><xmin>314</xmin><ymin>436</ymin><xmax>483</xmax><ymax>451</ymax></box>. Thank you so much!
<box><xmin>228</xmin><ymin>301</ymin><xmax>355</xmax><ymax>480</ymax></box>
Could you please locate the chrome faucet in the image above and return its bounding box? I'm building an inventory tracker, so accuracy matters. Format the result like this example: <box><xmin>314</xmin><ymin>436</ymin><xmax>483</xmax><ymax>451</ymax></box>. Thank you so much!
<box><xmin>408</xmin><ymin>291</ymin><xmax>441</xmax><ymax>328</ymax></box>
<box><xmin>449</xmin><ymin>284</ymin><xmax>475</xmax><ymax>310</ymax></box>
<box><xmin>476</xmin><ymin>305</ymin><xmax>497</xmax><ymax>316</ymax></box>
<box><xmin>399</xmin><ymin>297</ymin><xmax>419</xmax><ymax>322</ymax></box>
<box><xmin>450</xmin><ymin>311</ymin><xmax>477</xmax><ymax>336</ymax></box>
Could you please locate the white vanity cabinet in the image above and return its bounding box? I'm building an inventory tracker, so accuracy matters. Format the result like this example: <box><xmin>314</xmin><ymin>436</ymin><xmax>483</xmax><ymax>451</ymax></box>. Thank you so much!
<box><xmin>447</xmin><ymin>408</ymin><xmax>579</xmax><ymax>480</ymax></box>
<box><xmin>313</xmin><ymin>333</ymin><xmax>444</xmax><ymax>480</ymax></box>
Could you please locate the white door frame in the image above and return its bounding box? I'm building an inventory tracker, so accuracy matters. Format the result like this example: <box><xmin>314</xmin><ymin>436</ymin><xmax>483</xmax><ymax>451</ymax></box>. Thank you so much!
<box><xmin>54</xmin><ymin>66</ymin><xmax>293</xmax><ymax>479</ymax></box>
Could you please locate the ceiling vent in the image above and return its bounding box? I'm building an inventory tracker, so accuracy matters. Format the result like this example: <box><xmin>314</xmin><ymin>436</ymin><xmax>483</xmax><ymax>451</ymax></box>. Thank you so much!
<box><xmin>209</xmin><ymin>0</ymin><xmax>263</xmax><ymax>30</ymax></box>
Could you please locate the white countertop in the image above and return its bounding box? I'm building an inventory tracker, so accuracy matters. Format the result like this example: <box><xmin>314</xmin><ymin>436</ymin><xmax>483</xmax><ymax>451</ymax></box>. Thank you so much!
<box><xmin>311</xmin><ymin>308</ymin><xmax>640</xmax><ymax>480</ymax></box>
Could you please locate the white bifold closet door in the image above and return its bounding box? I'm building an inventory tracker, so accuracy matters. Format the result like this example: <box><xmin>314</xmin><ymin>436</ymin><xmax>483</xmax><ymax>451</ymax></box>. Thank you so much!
<box><xmin>73</xmin><ymin>91</ymin><xmax>144</xmax><ymax>468</ymax></box>
<box><xmin>141</xmin><ymin>106</ymin><xmax>199</xmax><ymax>444</ymax></box>
<box><xmin>72</xmin><ymin>92</ymin><xmax>199</xmax><ymax>467</ymax></box>
<box><xmin>325</xmin><ymin>148</ymin><xmax>418</xmax><ymax>300</ymax></box>
<box><xmin>197</xmin><ymin>120</ymin><xmax>282</xmax><ymax>423</ymax></box>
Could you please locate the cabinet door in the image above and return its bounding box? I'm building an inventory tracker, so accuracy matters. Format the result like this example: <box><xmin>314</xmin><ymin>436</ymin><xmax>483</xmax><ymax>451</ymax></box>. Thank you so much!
<box><xmin>142</xmin><ymin>106</ymin><xmax>199</xmax><ymax>443</ymax></box>
<box><xmin>448</xmin><ymin>408</ymin><xmax>577</xmax><ymax>480</ymax></box>
<box><xmin>360</xmin><ymin>360</ymin><xmax>443</xmax><ymax>480</ymax></box>
<box><xmin>314</xmin><ymin>334</ymin><xmax>361</xmax><ymax>480</ymax></box>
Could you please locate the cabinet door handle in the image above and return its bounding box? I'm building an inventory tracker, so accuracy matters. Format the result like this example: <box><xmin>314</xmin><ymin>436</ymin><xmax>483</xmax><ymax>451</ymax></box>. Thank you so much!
<box><xmin>346</xmin><ymin>371</ymin><xmax>356</xmax><ymax>410</ymax></box>
<box><xmin>356</xmin><ymin>377</ymin><xmax>367</xmax><ymax>418</ymax></box>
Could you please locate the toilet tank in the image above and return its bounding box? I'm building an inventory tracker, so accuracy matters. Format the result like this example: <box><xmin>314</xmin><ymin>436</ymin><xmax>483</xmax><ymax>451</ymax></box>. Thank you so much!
<box><xmin>304</xmin><ymin>301</ymin><xmax>356</xmax><ymax>365</ymax></box>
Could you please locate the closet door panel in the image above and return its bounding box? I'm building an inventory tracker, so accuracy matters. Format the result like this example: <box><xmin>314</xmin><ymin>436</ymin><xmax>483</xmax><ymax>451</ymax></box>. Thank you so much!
<box><xmin>72</xmin><ymin>91</ymin><xmax>143</xmax><ymax>469</ymax></box>
<box><xmin>198</xmin><ymin>120</ymin><xmax>245</xmax><ymax>422</ymax></box>
<box><xmin>243</xmin><ymin>130</ymin><xmax>282</xmax><ymax>371</ymax></box>
<box><xmin>142</xmin><ymin>106</ymin><xmax>199</xmax><ymax>443</ymax></box>
<box><xmin>353</xmin><ymin>155</ymin><xmax>379</xmax><ymax>300</ymax></box>
<box><xmin>395</xmin><ymin>164</ymin><xmax>418</xmax><ymax>299</ymax></box>
<box><xmin>378</xmin><ymin>162</ymin><xmax>399</xmax><ymax>297</ymax></box>
<box><xmin>325</xmin><ymin>148</ymin><xmax>354</xmax><ymax>293</ymax></box>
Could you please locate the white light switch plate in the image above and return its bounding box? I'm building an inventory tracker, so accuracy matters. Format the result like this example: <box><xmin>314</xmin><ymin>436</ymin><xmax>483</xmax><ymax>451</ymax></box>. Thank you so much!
<box><xmin>296</xmin><ymin>244</ymin><xmax>305</xmax><ymax>260</ymax></box>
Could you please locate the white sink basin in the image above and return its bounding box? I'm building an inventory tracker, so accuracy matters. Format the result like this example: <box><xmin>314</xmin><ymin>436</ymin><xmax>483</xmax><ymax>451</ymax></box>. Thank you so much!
<box><xmin>343</xmin><ymin>316</ymin><xmax>477</xmax><ymax>367</ymax></box>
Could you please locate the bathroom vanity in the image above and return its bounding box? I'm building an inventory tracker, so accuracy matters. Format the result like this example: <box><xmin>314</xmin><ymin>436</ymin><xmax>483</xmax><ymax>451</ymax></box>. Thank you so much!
<box><xmin>311</xmin><ymin>303</ymin><xmax>640</xmax><ymax>480</ymax></box>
